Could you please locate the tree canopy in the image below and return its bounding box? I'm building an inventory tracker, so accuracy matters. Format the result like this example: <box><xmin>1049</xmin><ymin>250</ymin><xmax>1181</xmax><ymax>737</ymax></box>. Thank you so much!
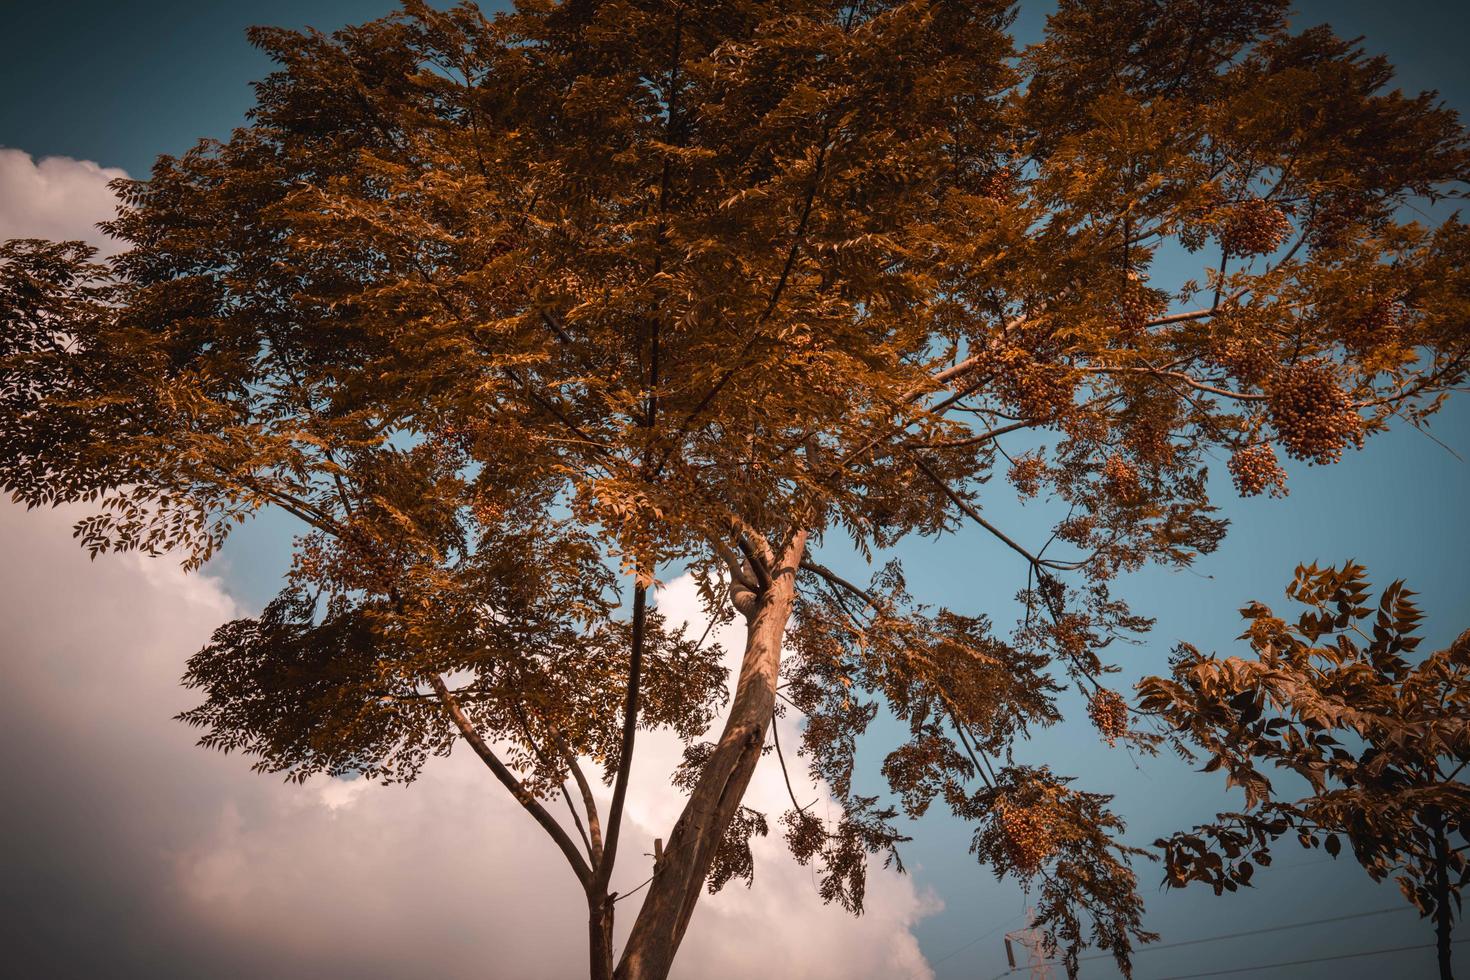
<box><xmin>1</xmin><ymin>1</ymin><xmax>1468</xmax><ymax>977</ymax></box>
<box><xmin>1142</xmin><ymin>562</ymin><xmax>1470</xmax><ymax>979</ymax></box>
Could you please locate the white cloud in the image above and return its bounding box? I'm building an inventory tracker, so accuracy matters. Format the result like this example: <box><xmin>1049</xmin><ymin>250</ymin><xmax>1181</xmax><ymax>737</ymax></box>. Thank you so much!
<box><xmin>0</xmin><ymin>500</ymin><xmax>936</xmax><ymax>978</ymax></box>
<box><xmin>0</xmin><ymin>148</ymin><xmax>127</xmax><ymax>253</ymax></box>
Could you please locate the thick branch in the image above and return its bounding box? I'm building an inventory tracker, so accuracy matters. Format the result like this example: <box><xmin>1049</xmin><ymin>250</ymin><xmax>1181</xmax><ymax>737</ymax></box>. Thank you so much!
<box><xmin>596</xmin><ymin>583</ymin><xmax>649</xmax><ymax>890</ymax></box>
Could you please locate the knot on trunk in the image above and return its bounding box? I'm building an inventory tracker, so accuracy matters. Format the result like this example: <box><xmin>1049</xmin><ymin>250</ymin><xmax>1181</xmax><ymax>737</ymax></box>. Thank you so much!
<box><xmin>729</xmin><ymin>576</ymin><xmax>759</xmax><ymax>618</ymax></box>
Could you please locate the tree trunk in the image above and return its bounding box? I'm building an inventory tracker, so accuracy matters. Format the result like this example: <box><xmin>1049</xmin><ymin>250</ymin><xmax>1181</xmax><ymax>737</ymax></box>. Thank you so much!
<box><xmin>589</xmin><ymin>891</ymin><xmax>615</xmax><ymax>980</ymax></box>
<box><xmin>1433</xmin><ymin>808</ymin><xmax>1455</xmax><ymax>980</ymax></box>
<box><xmin>613</xmin><ymin>531</ymin><xmax>808</xmax><ymax>980</ymax></box>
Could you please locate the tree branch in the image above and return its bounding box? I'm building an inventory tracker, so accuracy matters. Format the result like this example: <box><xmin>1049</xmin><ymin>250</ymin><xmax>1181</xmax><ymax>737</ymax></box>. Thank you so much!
<box><xmin>595</xmin><ymin>583</ymin><xmax>649</xmax><ymax>890</ymax></box>
<box><xmin>912</xmin><ymin>456</ymin><xmax>1053</xmax><ymax>569</ymax></box>
<box><xmin>428</xmin><ymin>674</ymin><xmax>592</xmax><ymax>885</ymax></box>
<box><xmin>656</xmin><ymin>139</ymin><xmax>833</xmax><ymax>473</ymax></box>
<box><xmin>771</xmin><ymin>708</ymin><xmax>816</xmax><ymax>814</ymax></box>
<box><xmin>1075</xmin><ymin>364</ymin><xmax>1267</xmax><ymax>401</ymax></box>
<box><xmin>800</xmin><ymin>558</ymin><xmax>880</xmax><ymax>609</ymax></box>
<box><xmin>509</xmin><ymin>701</ymin><xmax>596</xmax><ymax>863</ymax></box>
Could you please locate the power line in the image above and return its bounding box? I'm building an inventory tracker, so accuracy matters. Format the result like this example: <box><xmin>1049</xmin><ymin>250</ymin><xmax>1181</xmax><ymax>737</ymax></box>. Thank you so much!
<box><xmin>931</xmin><ymin>911</ymin><xmax>1026</xmax><ymax>966</ymax></box>
<box><xmin>971</xmin><ymin>905</ymin><xmax>1414</xmax><ymax>979</ymax></box>
<box><xmin>1073</xmin><ymin>905</ymin><xmax>1411</xmax><ymax>963</ymax></box>
<box><xmin>1151</xmin><ymin>939</ymin><xmax>1469</xmax><ymax>979</ymax></box>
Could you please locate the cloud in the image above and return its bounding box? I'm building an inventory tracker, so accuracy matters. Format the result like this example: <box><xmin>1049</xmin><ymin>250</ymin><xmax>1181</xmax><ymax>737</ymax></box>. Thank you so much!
<box><xmin>0</xmin><ymin>501</ymin><xmax>937</xmax><ymax>979</ymax></box>
<box><xmin>0</xmin><ymin>147</ymin><xmax>937</xmax><ymax>978</ymax></box>
<box><xmin>0</xmin><ymin>148</ymin><xmax>127</xmax><ymax>253</ymax></box>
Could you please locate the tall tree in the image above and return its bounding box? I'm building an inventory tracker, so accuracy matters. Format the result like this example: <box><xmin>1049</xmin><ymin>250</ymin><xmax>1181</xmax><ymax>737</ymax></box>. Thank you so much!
<box><xmin>2</xmin><ymin>1</ymin><xmax>1468</xmax><ymax>977</ymax></box>
<box><xmin>1141</xmin><ymin>563</ymin><xmax>1470</xmax><ymax>980</ymax></box>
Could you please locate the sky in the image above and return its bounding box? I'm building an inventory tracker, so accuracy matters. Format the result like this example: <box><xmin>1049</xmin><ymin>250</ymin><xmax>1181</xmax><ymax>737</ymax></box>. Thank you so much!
<box><xmin>1</xmin><ymin>2</ymin><xmax>1468</xmax><ymax>978</ymax></box>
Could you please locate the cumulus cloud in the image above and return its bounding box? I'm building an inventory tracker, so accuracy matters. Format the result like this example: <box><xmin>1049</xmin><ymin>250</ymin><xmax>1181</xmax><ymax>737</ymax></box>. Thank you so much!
<box><xmin>0</xmin><ymin>501</ymin><xmax>938</xmax><ymax>979</ymax></box>
<box><xmin>0</xmin><ymin>148</ymin><xmax>127</xmax><ymax>252</ymax></box>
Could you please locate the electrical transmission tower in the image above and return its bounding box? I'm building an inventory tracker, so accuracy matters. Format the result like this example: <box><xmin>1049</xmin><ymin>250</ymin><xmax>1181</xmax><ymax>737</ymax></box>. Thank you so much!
<box><xmin>1003</xmin><ymin>911</ymin><xmax>1054</xmax><ymax>979</ymax></box>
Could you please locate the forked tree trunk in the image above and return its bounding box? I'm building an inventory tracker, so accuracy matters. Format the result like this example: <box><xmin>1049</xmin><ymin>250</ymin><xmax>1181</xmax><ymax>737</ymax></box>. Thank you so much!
<box><xmin>613</xmin><ymin>532</ymin><xmax>808</xmax><ymax>980</ymax></box>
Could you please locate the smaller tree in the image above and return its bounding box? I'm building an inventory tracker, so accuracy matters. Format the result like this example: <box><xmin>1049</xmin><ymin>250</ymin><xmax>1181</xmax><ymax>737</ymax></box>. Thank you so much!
<box><xmin>1139</xmin><ymin>562</ymin><xmax>1470</xmax><ymax>979</ymax></box>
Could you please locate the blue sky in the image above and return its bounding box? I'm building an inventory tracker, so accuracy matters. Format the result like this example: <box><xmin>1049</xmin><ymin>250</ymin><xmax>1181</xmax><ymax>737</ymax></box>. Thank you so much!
<box><xmin>2</xmin><ymin>2</ymin><xmax>1468</xmax><ymax>978</ymax></box>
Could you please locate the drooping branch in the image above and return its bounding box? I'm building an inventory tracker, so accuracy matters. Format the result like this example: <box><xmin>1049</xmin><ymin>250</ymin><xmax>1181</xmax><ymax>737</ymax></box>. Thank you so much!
<box><xmin>771</xmin><ymin>709</ymin><xmax>816</xmax><ymax>814</ymax></box>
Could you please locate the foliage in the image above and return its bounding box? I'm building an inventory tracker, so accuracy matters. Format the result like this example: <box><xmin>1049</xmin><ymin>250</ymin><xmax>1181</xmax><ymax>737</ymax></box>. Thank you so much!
<box><xmin>1140</xmin><ymin>563</ymin><xmax>1470</xmax><ymax>974</ymax></box>
<box><xmin>2</xmin><ymin>1</ymin><xmax>1469</xmax><ymax>977</ymax></box>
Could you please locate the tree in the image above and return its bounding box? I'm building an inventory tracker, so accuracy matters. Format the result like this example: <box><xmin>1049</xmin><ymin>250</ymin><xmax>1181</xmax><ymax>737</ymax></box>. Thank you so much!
<box><xmin>2</xmin><ymin>1</ymin><xmax>1468</xmax><ymax>977</ymax></box>
<box><xmin>1140</xmin><ymin>563</ymin><xmax>1470</xmax><ymax>979</ymax></box>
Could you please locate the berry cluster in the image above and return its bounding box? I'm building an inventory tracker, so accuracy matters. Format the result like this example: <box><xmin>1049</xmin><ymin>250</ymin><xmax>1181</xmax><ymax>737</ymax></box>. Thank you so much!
<box><xmin>1062</xmin><ymin>411</ymin><xmax>1109</xmax><ymax>444</ymax></box>
<box><xmin>1125</xmin><ymin>405</ymin><xmax>1177</xmax><ymax>467</ymax></box>
<box><xmin>1267</xmin><ymin>360</ymin><xmax>1365</xmax><ymax>465</ymax></box>
<box><xmin>1007</xmin><ymin>368</ymin><xmax>1076</xmax><ymax>422</ymax></box>
<box><xmin>1218</xmin><ymin>199</ymin><xmax>1292</xmax><ymax>257</ymax></box>
<box><xmin>1210</xmin><ymin>335</ymin><xmax>1275</xmax><ymax>388</ymax></box>
<box><xmin>1346</xmin><ymin>296</ymin><xmax>1405</xmax><ymax>353</ymax></box>
<box><xmin>995</xmin><ymin>800</ymin><xmax>1055</xmax><ymax>877</ymax></box>
<box><xmin>1049</xmin><ymin>612</ymin><xmax>1093</xmax><ymax>658</ymax></box>
<box><xmin>1112</xmin><ymin>283</ymin><xmax>1167</xmax><ymax>334</ymax></box>
<box><xmin>1088</xmin><ymin>688</ymin><xmax>1130</xmax><ymax>746</ymax></box>
<box><xmin>985</xmin><ymin>347</ymin><xmax>1077</xmax><ymax>423</ymax></box>
<box><xmin>1102</xmin><ymin>453</ymin><xmax>1141</xmax><ymax>502</ymax></box>
<box><xmin>435</xmin><ymin>418</ymin><xmax>491</xmax><ymax>454</ymax></box>
<box><xmin>1228</xmin><ymin>442</ymin><xmax>1288</xmax><ymax>497</ymax></box>
<box><xmin>980</xmin><ymin>166</ymin><xmax>1016</xmax><ymax>200</ymax></box>
<box><xmin>470</xmin><ymin>494</ymin><xmax>505</xmax><ymax>526</ymax></box>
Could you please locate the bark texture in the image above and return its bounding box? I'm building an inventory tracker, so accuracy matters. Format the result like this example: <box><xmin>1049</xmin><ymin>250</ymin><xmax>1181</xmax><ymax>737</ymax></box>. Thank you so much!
<box><xmin>614</xmin><ymin>531</ymin><xmax>808</xmax><ymax>980</ymax></box>
<box><xmin>589</xmin><ymin>894</ymin><xmax>615</xmax><ymax>980</ymax></box>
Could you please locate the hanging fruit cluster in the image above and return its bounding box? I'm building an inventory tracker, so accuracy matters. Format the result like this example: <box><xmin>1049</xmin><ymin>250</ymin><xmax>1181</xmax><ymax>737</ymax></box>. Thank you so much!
<box><xmin>1103</xmin><ymin>452</ymin><xmax>1142</xmax><ymax>502</ymax></box>
<box><xmin>1112</xmin><ymin>282</ymin><xmax>1168</xmax><ymax>335</ymax></box>
<box><xmin>1218</xmin><ymin>199</ymin><xmax>1292</xmax><ymax>257</ymax></box>
<box><xmin>995</xmin><ymin>799</ymin><xmax>1057</xmax><ymax>877</ymax></box>
<box><xmin>1088</xmin><ymin>688</ymin><xmax>1131</xmax><ymax>745</ymax></box>
<box><xmin>1210</xmin><ymin>334</ymin><xmax>1276</xmax><ymax>388</ymax></box>
<box><xmin>1267</xmin><ymin>360</ymin><xmax>1365</xmax><ymax>464</ymax></box>
<box><xmin>1228</xmin><ymin>442</ymin><xmax>1289</xmax><ymax>497</ymax></box>
<box><xmin>980</xmin><ymin>166</ymin><xmax>1016</xmax><ymax>200</ymax></box>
